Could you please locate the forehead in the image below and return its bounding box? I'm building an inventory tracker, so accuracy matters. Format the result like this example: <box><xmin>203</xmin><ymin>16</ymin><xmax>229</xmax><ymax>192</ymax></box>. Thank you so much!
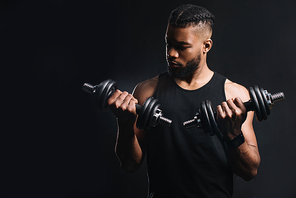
<box><xmin>166</xmin><ymin>24</ymin><xmax>200</xmax><ymax>43</ymax></box>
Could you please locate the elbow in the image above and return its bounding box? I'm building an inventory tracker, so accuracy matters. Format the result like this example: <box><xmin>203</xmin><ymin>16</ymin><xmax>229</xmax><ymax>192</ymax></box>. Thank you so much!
<box><xmin>121</xmin><ymin>161</ymin><xmax>141</xmax><ymax>173</ymax></box>
<box><xmin>235</xmin><ymin>167</ymin><xmax>258</xmax><ymax>181</ymax></box>
<box><xmin>237</xmin><ymin>157</ymin><xmax>261</xmax><ymax>181</ymax></box>
<box><xmin>115</xmin><ymin>144</ymin><xmax>144</xmax><ymax>173</ymax></box>
<box><xmin>242</xmin><ymin>169</ymin><xmax>258</xmax><ymax>181</ymax></box>
<box><xmin>241</xmin><ymin>160</ymin><xmax>261</xmax><ymax>181</ymax></box>
<box><xmin>116</xmin><ymin>152</ymin><xmax>142</xmax><ymax>173</ymax></box>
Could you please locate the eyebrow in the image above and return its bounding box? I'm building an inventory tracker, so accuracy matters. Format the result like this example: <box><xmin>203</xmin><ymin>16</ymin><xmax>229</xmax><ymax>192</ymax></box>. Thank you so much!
<box><xmin>165</xmin><ymin>38</ymin><xmax>191</xmax><ymax>45</ymax></box>
<box><xmin>176</xmin><ymin>41</ymin><xmax>191</xmax><ymax>45</ymax></box>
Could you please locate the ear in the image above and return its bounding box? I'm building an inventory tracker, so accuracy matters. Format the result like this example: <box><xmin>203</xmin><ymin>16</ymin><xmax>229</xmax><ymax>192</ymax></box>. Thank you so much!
<box><xmin>203</xmin><ymin>39</ymin><xmax>213</xmax><ymax>53</ymax></box>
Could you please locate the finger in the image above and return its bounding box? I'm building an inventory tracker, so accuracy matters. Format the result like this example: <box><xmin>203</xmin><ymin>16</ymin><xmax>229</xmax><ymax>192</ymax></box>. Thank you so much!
<box><xmin>221</xmin><ymin>101</ymin><xmax>233</xmax><ymax>117</ymax></box>
<box><xmin>107</xmin><ymin>89</ymin><xmax>122</xmax><ymax>105</ymax></box>
<box><xmin>133</xmin><ymin>98</ymin><xmax>139</xmax><ymax>104</ymax></box>
<box><xmin>127</xmin><ymin>98</ymin><xmax>137</xmax><ymax>115</ymax></box>
<box><xmin>233</xmin><ymin>97</ymin><xmax>246</xmax><ymax>112</ymax></box>
<box><xmin>227</xmin><ymin>98</ymin><xmax>247</xmax><ymax>118</ymax></box>
<box><xmin>114</xmin><ymin>91</ymin><xmax>129</xmax><ymax>108</ymax></box>
<box><xmin>226</xmin><ymin>98</ymin><xmax>236</xmax><ymax>109</ymax></box>
<box><xmin>216</xmin><ymin>105</ymin><xmax>226</xmax><ymax>119</ymax></box>
<box><xmin>121</xmin><ymin>93</ymin><xmax>134</xmax><ymax>110</ymax></box>
<box><xmin>226</xmin><ymin>98</ymin><xmax>242</xmax><ymax>117</ymax></box>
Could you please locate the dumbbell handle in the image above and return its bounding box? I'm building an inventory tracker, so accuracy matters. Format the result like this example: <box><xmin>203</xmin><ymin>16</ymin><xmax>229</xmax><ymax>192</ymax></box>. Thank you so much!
<box><xmin>83</xmin><ymin>83</ymin><xmax>172</xmax><ymax>128</ymax></box>
<box><xmin>183</xmin><ymin>100</ymin><xmax>254</xmax><ymax>129</ymax></box>
<box><xmin>183</xmin><ymin>91</ymin><xmax>285</xmax><ymax>129</ymax></box>
<box><xmin>135</xmin><ymin>104</ymin><xmax>141</xmax><ymax>113</ymax></box>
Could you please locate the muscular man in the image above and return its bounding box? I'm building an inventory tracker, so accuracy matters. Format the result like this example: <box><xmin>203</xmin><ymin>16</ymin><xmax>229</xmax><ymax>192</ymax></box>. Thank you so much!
<box><xmin>108</xmin><ymin>4</ymin><xmax>260</xmax><ymax>197</ymax></box>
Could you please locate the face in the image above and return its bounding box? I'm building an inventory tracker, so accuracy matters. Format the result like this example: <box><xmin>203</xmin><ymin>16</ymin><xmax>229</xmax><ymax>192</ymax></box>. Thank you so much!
<box><xmin>165</xmin><ymin>24</ymin><xmax>204</xmax><ymax>79</ymax></box>
<box><xmin>167</xmin><ymin>50</ymin><xmax>201</xmax><ymax>79</ymax></box>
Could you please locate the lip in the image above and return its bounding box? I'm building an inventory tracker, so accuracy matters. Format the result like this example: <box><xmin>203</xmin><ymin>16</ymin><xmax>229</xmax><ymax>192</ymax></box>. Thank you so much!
<box><xmin>168</xmin><ymin>61</ymin><xmax>182</xmax><ymax>68</ymax></box>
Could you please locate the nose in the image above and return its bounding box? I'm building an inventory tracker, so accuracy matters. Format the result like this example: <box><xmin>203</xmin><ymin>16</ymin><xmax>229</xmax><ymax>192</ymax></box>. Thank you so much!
<box><xmin>167</xmin><ymin>46</ymin><xmax>179</xmax><ymax>59</ymax></box>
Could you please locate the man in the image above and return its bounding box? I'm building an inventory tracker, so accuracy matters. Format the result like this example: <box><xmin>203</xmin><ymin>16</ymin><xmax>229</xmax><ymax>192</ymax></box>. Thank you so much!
<box><xmin>108</xmin><ymin>4</ymin><xmax>260</xmax><ymax>197</ymax></box>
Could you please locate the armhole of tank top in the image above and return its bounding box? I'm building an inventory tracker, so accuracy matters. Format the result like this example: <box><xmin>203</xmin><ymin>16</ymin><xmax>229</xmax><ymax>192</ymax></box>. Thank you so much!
<box><xmin>153</xmin><ymin>72</ymin><xmax>168</xmax><ymax>97</ymax></box>
<box><xmin>222</xmin><ymin>77</ymin><xmax>227</xmax><ymax>101</ymax></box>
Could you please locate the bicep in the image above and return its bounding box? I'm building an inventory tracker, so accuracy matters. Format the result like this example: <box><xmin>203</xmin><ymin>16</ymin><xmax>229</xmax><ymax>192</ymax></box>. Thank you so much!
<box><xmin>131</xmin><ymin>77</ymin><xmax>158</xmax><ymax>152</ymax></box>
<box><xmin>132</xmin><ymin>78</ymin><xmax>158</xmax><ymax>105</ymax></box>
<box><xmin>239</xmin><ymin>88</ymin><xmax>259</xmax><ymax>151</ymax></box>
<box><xmin>226</xmin><ymin>81</ymin><xmax>259</xmax><ymax>146</ymax></box>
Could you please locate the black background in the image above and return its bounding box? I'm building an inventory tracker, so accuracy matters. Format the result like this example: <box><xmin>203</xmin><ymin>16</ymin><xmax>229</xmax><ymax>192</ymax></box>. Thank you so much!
<box><xmin>2</xmin><ymin>0</ymin><xmax>296</xmax><ymax>197</ymax></box>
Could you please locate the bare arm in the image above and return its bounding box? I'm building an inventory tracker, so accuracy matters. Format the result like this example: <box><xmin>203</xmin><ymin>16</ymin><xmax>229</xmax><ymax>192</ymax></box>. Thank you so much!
<box><xmin>110</xmin><ymin>77</ymin><xmax>158</xmax><ymax>172</ymax></box>
<box><xmin>216</xmin><ymin>80</ymin><xmax>261</xmax><ymax>181</ymax></box>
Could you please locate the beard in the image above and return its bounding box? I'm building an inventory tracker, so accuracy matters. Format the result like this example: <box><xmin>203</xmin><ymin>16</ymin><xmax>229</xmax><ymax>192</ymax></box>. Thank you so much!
<box><xmin>167</xmin><ymin>52</ymin><xmax>201</xmax><ymax>79</ymax></box>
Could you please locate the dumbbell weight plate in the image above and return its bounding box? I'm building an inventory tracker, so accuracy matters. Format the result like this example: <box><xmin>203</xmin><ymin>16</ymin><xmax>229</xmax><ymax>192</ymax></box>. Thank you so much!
<box><xmin>205</xmin><ymin>100</ymin><xmax>220</xmax><ymax>136</ymax></box>
<box><xmin>200</xmin><ymin>101</ymin><xmax>213</xmax><ymax>135</ymax></box>
<box><xmin>137</xmin><ymin>97</ymin><xmax>160</xmax><ymax>131</ymax></box>
<box><xmin>249</xmin><ymin>87</ymin><xmax>263</xmax><ymax>122</ymax></box>
<box><xmin>254</xmin><ymin>85</ymin><xmax>268</xmax><ymax>121</ymax></box>
<box><xmin>259</xmin><ymin>87</ymin><xmax>271</xmax><ymax>116</ymax></box>
<box><xmin>146</xmin><ymin>99</ymin><xmax>161</xmax><ymax>131</ymax></box>
<box><xmin>96</xmin><ymin>79</ymin><xmax>117</xmax><ymax>111</ymax></box>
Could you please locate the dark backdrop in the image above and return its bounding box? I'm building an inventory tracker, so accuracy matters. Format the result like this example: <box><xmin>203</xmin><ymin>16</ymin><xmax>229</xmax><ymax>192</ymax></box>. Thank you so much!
<box><xmin>2</xmin><ymin>0</ymin><xmax>296</xmax><ymax>197</ymax></box>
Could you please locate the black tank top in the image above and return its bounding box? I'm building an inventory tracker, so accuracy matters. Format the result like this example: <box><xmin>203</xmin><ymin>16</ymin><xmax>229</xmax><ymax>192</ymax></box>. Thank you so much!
<box><xmin>147</xmin><ymin>72</ymin><xmax>233</xmax><ymax>198</ymax></box>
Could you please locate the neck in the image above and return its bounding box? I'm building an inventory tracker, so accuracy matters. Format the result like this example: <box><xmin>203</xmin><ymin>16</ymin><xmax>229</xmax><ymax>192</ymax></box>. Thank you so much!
<box><xmin>174</xmin><ymin>62</ymin><xmax>214</xmax><ymax>90</ymax></box>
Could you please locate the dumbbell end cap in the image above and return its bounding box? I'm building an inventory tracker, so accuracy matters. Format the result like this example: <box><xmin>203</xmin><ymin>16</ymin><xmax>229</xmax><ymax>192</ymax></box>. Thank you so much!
<box><xmin>183</xmin><ymin>118</ymin><xmax>198</xmax><ymax>129</ymax></box>
<box><xmin>159</xmin><ymin>116</ymin><xmax>172</xmax><ymax>127</ymax></box>
<box><xmin>82</xmin><ymin>83</ymin><xmax>95</xmax><ymax>94</ymax></box>
<box><xmin>271</xmin><ymin>92</ymin><xmax>285</xmax><ymax>103</ymax></box>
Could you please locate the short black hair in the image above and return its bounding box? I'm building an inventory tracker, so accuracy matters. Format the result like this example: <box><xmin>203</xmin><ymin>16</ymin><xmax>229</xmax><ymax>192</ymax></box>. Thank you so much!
<box><xmin>169</xmin><ymin>4</ymin><xmax>215</xmax><ymax>31</ymax></box>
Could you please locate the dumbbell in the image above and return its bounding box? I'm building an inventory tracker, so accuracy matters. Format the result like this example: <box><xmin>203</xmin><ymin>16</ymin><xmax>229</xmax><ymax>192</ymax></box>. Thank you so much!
<box><xmin>183</xmin><ymin>85</ymin><xmax>285</xmax><ymax>136</ymax></box>
<box><xmin>82</xmin><ymin>79</ymin><xmax>172</xmax><ymax>131</ymax></box>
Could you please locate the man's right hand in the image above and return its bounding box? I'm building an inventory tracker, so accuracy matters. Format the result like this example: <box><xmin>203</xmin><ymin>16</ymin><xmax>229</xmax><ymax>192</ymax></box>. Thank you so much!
<box><xmin>107</xmin><ymin>89</ymin><xmax>138</xmax><ymax>124</ymax></box>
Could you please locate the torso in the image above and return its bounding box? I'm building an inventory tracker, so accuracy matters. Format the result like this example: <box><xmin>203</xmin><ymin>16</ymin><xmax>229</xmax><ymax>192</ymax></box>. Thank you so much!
<box><xmin>144</xmin><ymin>71</ymin><xmax>233</xmax><ymax>197</ymax></box>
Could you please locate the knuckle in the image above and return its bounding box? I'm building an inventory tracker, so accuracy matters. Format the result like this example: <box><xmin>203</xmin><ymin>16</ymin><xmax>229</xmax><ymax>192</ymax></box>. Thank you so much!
<box><xmin>114</xmin><ymin>89</ymin><xmax>122</xmax><ymax>95</ymax></box>
<box><xmin>134</xmin><ymin>98</ymin><xmax>139</xmax><ymax>104</ymax></box>
<box><xmin>226</xmin><ymin>98</ymin><xmax>232</xmax><ymax>103</ymax></box>
<box><xmin>233</xmin><ymin>107</ymin><xmax>242</xmax><ymax>115</ymax></box>
<box><xmin>122</xmin><ymin>91</ymin><xmax>129</xmax><ymax>96</ymax></box>
<box><xmin>121</xmin><ymin>105</ymin><xmax>127</xmax><ymax>111</ymax></box>
<box><xmin>218</xmin><ymin>113</ymin><xmax>226</xmax><ymax>119</ymax></box>
<box><xmin>127</xmin><ymin>105</ymin><xmax>134</xmax><ymax>112</ymax></box>
<box><xmin>222</xmin><ymin>102</ymin><xmax>229</xmax><ymax>109</ymax></box>
<box><xmin>114</xmin><ymin>100</ymin><xmax>122</xmax><ymax>108</ymax></box>
<box><xmin>221</xmin><ymin>115</ymin><xmax>227</xmax><ymax>120</ymax></box>
<box><xmin>233</xmin><ymin>109</ymin><xmax>239</xmax><ymax>114</ymax></box>
<box><xmin>128</xmin><ymin>93</ymin><xmax>134</xmax><ymax>98</ymax></box>
<box><xmin>221</xmin><ymin>101</ymin><xmax>227</xmax><ymax>105</ymax></box>
<box><xmin>238</xmin><ymin>110</ymin><xmax>245</xmax><ymax>117</ymax></box>
<box><xmin>216</xmin><ymin>106</ymin><xmax>223</xmax><ymax>114</ymax></box>
<box><xmin>125</xmin><ymin>94</ymin><xmax>133</xmax><ymax>101</ymax></box>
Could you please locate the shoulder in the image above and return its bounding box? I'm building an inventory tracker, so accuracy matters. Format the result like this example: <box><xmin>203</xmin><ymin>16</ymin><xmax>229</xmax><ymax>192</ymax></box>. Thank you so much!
<box><xmin>132</xmin><ymin>76</ymin><xmax>159</xmax><ymax>105</ymax></box>
<box><xmin>225</xmin><ymin>79</ymin><xmax>250</xmax><ymax>101</ymax></box>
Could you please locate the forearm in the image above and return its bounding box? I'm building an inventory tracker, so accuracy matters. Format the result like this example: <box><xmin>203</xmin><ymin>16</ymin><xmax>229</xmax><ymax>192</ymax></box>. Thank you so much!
<box><xmin>115</xmin><ymin>119</ymin><xmax>144</xmax><ymax>172</ymax></box>
<box><xmin>219</xmin><ymin>86</ymin><xmax>261</xmax><ymax>180</ymax></box>
<box><xmin>228</xmin><ymin>139</ymin><xmax>260</xmax><ymax>181</ymax></box>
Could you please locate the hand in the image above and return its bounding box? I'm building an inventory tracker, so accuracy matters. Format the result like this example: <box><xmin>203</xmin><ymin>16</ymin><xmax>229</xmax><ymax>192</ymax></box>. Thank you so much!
<box><xmin>216</xmin><ymin>97</ymin><xmax>247</xmax><ymax>140</ymax></box>
<box><xmin>107</xmin><ymin>89</ymin><xmax>138</xmax><ymax>124</ymax></box>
